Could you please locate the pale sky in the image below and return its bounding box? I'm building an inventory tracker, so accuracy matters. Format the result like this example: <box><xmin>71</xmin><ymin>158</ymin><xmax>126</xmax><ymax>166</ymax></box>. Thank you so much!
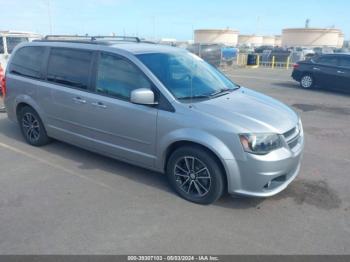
<box><xmin>0</xmin><ymin>0</ymin><xmax>348</xmax><ymax>40</ymax></box>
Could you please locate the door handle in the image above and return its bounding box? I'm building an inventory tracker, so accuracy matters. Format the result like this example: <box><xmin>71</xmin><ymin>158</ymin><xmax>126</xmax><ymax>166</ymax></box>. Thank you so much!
<box><xmin>337</xmin><ymin>70</ymin><xmax>345</xmax><ymax>74</ymax></box>
<box><xmin>313</xmin><ymin>67</ymin><xmax>321</xmax><ymax>71</ymax></box>
<box><xmin>73</xmin><ymin>97</ymin><xmax>87</xmax><ymax>104</ymax></box>
<box><xmin>92</xmin><ymin>102</ymin><xmax>107</xmax><ymax>109</ymax></box>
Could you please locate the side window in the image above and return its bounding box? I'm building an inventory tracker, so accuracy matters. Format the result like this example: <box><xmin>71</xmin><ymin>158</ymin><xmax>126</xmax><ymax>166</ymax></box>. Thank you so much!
<box><xmin>0</xmin><ymin>37</ymin><xmax>4</xmax><ymax>54</ymax></box>
<box><xmin>47</xmin><ymin>48</ymin><xmax>92</xmax><ymax>90</ymax></box>
<box><xmin>10</xmin><ymin>46</ymin><xmax>45</xmax><ymax>79</ymax></box>
<box><xmin>339</xmin><ymin>57</ymin><xmax>350</xmax><ymax>68</ymax></box>
<box><xmin>7</xmin><ymin>37</ymin><xmax>29</xmax><ymax>54</ymax></box>
<box><xmin>96</xmin><ymin>53</ymin><xmax>151</xmax><ymax>100</ymax></box>
<box><xmin>317</xmin><ymin>56</ymin><xmax>338</xmax><ymax>66</ymax></box>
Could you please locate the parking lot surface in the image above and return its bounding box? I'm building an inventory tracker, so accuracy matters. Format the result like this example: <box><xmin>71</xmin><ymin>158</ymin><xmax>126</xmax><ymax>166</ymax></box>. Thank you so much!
<box><xmin>0</xmin><ymin>68</ymin><xmax>349</xmax><ymax>254</ymax></box>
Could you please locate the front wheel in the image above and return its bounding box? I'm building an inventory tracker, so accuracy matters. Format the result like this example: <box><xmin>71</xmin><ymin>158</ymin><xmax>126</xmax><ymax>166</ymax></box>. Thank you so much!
<box><xmin>300</xmin><ymin>74</ymin><xmax>314</xmax><ymax>89</ymax></box>
<box><xmin>166</xmin><ymin>146</ymin><xmax>225</xmax><ymax>204</ymax></box>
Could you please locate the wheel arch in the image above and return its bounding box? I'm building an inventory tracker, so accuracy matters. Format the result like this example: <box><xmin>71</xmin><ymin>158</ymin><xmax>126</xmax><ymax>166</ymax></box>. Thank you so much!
<box><xmin>164</xmin><ymin>140</ymin><xmax>228</xmax><ymax>191</ymax></box>
<box><xmin>14</xmin><ymin>96</ymin><xmax>46</xmax><ymax>124</ymax></box>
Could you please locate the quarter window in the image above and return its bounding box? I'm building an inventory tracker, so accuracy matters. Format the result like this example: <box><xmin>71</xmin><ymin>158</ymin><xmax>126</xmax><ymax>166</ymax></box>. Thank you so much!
<box><xmin>10</xmin><ymin>46</ymin><xmax>45</xmax><ymax>79</ymax></box>
<box><xmin>96</xmin><ymin>53</ymin><xmax>151</xmax><ymax>100</ymax></box>
<box><xmin>47</xmin><ymin>48</ymin><xmax>92</xmax><ymax>89</ymax></box>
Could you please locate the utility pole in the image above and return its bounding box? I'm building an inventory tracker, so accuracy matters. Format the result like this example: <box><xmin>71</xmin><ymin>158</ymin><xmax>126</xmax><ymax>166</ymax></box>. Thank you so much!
<box><xmin>47</xmin><ymin>0</ymin><xmax>53</xmax><ymax>34</ymax></box>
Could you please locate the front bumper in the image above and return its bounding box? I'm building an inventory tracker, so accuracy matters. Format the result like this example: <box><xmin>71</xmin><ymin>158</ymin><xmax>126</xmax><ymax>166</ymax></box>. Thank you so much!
<box><xmin>225</xmin><ymin>130</ymin><xmax>304</xmax><ymax>197</ymax></box>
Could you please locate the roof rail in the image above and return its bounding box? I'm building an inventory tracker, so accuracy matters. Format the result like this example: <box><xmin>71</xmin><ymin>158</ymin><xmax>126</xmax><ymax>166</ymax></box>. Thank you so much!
<box><xmin>42</xmin><ymin>35</ymin><xmax>141</xmax><ymax>43</ymax></box>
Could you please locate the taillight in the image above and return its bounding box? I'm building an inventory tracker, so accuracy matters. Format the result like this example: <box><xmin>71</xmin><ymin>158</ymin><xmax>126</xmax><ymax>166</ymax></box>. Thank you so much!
<box><xmin>0</xmin><ymin>63</ymin><xmax>5</xmax><ymax>97</ymax></box>
<box><xmin>293</xmin><ymin>63</ymin><xmax>300</xmax><ymax>69</ymax></box>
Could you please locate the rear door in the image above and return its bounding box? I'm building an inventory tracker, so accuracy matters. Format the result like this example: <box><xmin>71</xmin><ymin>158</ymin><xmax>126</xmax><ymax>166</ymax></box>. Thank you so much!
<box><xmin>43</xmin><ymin>47</ymin><xmax>96</xmax><ymax>142</ymax></box>
<box><xmin>337</xmin><ymin>56</ymin><xmax>350</xmax><ymax>92</ymax></box>
<box><xmin>313</xmin><ymin>56</ymin><xmax>339</xmax><ymax>89</ymax></box>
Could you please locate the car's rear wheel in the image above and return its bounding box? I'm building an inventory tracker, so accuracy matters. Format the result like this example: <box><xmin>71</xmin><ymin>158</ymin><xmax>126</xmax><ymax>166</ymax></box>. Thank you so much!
<box><xmin>300</xmin><ymin>74</ymin><xmax>314</xmax><ymax>89</ymax></box>
<box><xmin>19</xmin><ymin>106</ymin><xmax>51</xmax><ymax>146</ymax></box>
<box><xmin>166</xmin><ymin>146</ymin><xmax>225</xmax><ymax>204</ymax></box>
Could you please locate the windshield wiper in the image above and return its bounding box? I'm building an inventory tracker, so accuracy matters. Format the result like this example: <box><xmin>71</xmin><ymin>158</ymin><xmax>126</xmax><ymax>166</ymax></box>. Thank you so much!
<box><xmin>178</xmin><ymin>95</ymin><xmax>211</xmax><ymax>100</ymax></box>
<box><xmin>209</xmin><ymin>88</ymin><xmax>234</xmax><ymax>98</ymax></box>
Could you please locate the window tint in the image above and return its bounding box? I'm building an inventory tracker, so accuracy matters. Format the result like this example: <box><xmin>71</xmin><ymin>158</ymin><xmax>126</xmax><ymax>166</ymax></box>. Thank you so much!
<box><xmin>96</xmin><ymin>53</ymin><xmax>151</xmax><ymax>100</ymax></box>
<box><xmin>7</xmin><ymin>37</ymin><xmax>28</xmax><ymax>54</ymax></box>
<box><xmin>47</xmin><ymin>48</ymin><xmax>92</xmax><ymax>89</ymax></box>
<box><xmin>0</xmin><ymin>37</ymin><xmax>4</xmax><ymax>54</ymax></box>
<box><xmin>339</xmin><ymin>57</ymin><xmax>350</xmax><ymax>68</ymax></box>
<box><xmin>317</xmin><ymin>56</ymin><xmax>338</xmax><ymax>66</ymax></box>
<box><xmin>10</xmin><ymin>46</ymin><xmax>45</xmax><ymax>79</ymax></box>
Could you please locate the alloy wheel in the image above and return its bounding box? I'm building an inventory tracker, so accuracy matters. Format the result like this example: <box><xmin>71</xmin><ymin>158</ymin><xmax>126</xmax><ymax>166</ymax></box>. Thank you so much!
<box><xmin>301</xmin><ymin>75</ymin><xmax>313</xmax><ymax>88</ymax></box>
<box><xmin>22</xmin><ymin>112</ymin><xmax>41</xmax><ymax>143</ymax></box>
<box><xmin>173</xmin><ymin>156</ymin><xmax>212</xmax><ymax>197</ymax></box>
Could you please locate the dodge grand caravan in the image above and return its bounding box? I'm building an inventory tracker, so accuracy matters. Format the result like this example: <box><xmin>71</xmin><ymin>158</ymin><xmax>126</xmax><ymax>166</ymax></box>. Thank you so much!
<box><xmin>3</xmin><ymin>38</ymin><xmax>304</xmax><ymax>204</ymax></box>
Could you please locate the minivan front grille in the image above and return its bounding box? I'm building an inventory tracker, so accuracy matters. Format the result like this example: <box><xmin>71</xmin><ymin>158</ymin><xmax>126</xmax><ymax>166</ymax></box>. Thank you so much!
<box><xmin>283</xmin><ymin>126</ymin><xmax>301</xmax><ymax>150</ymax></box>
<box><xmin>283</xmin><ymin>127</ymin><xmax>296</xmax><ymax>139</ymax></box>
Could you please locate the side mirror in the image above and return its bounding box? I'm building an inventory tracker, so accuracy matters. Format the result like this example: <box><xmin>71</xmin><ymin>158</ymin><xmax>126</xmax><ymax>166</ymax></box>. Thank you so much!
<box><xmin>130</xmin><ymin>88</ymin><xmax>157</xmax><ymax>105</ymax></box>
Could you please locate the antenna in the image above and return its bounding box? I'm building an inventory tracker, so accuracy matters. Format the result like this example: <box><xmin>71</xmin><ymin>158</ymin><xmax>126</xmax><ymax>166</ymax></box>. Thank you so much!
<box><xmin>305</xmin><ymin>19</ymin><xmax>310</xmax><ymax>28</ymax></box>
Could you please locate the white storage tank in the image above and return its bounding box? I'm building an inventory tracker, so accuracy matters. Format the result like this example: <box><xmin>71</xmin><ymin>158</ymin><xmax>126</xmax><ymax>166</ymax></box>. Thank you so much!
<box><xmin>194</xmin><ymin>29</ymin><xmax>239</xmax><ymax>46</ymax></box>
<box><xmin>262</xmin><ymin>36</ymin><xmax>275</xmax><ymax>46</ymax></box>
<box><xmin>274</xmin><ymin>35</ymin><xmax>282</xmax><ymax>47</ymax></box>
<box><xmin>282</xmin><ymin>28</ymin><xmax>343</xmax><ymax>48</ymax></box>
<box><xmin>237</xmin><ymin>35</ymin><xmax>263</xmax><ymax>47</ymax></box>
<box><xmin>337</xmin><ymin>33</ymin><xmax>344</xmax><ymax>48</ymax></box>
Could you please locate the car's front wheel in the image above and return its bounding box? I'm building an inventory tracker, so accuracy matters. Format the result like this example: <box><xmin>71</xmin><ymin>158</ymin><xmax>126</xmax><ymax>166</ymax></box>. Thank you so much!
<box><xmin>166</xmin><ymin>146</ymin><xmax>225</xmax><ymax>204</ymax></box>
<box><xmin>300</xmin><ymin>74</ymin><xmax>314</xmax><ymax>89</ymax></box>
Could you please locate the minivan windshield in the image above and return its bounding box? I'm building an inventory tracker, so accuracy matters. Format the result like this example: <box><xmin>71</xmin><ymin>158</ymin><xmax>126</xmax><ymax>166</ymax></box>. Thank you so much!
<box><xmin>137</xmin><ymin>51</ymin><xmax>239</xmax><ymax>100</ymax></box>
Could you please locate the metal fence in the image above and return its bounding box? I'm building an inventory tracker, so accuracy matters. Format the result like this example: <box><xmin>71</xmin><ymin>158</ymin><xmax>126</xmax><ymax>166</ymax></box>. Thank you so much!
<box><xmin>234</xmin><ymin>53</ymin><xmax>294</xmax><ymax>69</ymax></box>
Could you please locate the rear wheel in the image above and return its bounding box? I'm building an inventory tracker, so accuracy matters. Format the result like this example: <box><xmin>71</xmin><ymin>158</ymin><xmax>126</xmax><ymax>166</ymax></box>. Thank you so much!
<box><xmin>300</xmin><ymin>74</ymin><xmax>314</xmax><ymax>89</ymax></box>
<box><xmin>19</xmin><ymin>106</ymin><xmax>51</xmax><ymax>146</ymax></box>
<box><xmin>166</xmin><ymin>146</ymin><xmax>225</xmax><ymax>204</ymax></box>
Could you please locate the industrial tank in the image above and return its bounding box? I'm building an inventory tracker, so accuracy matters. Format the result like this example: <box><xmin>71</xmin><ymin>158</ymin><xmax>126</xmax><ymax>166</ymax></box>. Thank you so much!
<box><xmin>274</xmin><ymin>35</ymin><xmax>282</xmax><ymax>47</ymax></box>
<box><xmin>337</xmin><ymin>33</ymin><xmax>345</xmax><ymax>48</ymax></box>
<box><xmin>237</xmin><ymin>35</ymin><xmax>263</xmax><ymax>47</ymax></box>
<box><xmin>282</xmin><ymin>28</ymin><xmax>343</xmax><ymax>48</ymax></box>
<box><xmin>262</xmin><ymin>36</ymin><xmax>275</xmax><ymax>46</ymax></box>
<box><xmin>194</xmin><ymin>29</ymin><xmax>239</xmax><ymax>46</ymax></box>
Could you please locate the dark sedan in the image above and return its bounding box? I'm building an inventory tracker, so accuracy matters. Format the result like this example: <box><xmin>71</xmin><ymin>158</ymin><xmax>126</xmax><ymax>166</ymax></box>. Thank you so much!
<box><xmin>292</xmin><ymin>54</ymin><xmax>350</xmax><ymax>92</ymax></box>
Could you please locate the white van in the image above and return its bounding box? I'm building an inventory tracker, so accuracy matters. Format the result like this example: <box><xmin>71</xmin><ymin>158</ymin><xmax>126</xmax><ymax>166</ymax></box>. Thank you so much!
<box><xmin>0</xmin><ymin>31</ymin><xmax>41</xmax><ymax>69</ymax></box>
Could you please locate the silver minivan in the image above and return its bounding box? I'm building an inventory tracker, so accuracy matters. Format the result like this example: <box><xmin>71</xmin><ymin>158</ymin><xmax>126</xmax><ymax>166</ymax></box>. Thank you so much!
<box><xmin>4</xmin><ymin>38</ymin><xmax>304</xmax><ymax>204</ymax></box>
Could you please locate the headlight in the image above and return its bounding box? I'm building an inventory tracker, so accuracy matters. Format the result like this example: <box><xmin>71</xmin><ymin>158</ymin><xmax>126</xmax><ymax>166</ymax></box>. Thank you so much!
<box><xmin>239</xmin><ymin>133</ymin><xmax>283</xmax><ymax>155</ymax></box>
<box><xmin>298</xmin><ymin>118</ymin><xmax>303</xmax><ymax>134</ymax></box>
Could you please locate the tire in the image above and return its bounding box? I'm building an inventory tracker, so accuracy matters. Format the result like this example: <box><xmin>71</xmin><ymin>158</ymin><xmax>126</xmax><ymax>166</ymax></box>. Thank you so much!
<box><xmin>166</xmin><ymin>146</ymin><xmax>225</xmax><ymax>205</ymax></box>
<box><xmin>300</xmin><ymin>74</ymin><xmax>314</xmax><ymax>89</ymax></box>
<box><xmin>18</xmin><ymin>106</ymin><xmax>51</xmax><ymax>146</ymax></box>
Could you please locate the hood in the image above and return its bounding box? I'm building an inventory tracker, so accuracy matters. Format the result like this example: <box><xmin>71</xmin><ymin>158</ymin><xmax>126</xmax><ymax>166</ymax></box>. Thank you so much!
<box><xmin>193</xmin><ymin>87</ymin><xmax>298</xmax><ymax>134</ymax></box>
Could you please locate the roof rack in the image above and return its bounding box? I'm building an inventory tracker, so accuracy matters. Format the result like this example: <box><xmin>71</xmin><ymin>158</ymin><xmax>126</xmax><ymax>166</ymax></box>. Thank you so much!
<box><xmin>41</xmin><ymin>35</ymin><xmax>141</xmax><ymax>43</ymax></box>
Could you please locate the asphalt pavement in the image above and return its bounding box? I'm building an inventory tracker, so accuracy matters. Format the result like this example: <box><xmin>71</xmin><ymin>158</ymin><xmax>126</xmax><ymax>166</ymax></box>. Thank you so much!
<box><xmin>0</xmin><ymin>68</ymin><xmax>349</xmax><ymax>254</ymax></box>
